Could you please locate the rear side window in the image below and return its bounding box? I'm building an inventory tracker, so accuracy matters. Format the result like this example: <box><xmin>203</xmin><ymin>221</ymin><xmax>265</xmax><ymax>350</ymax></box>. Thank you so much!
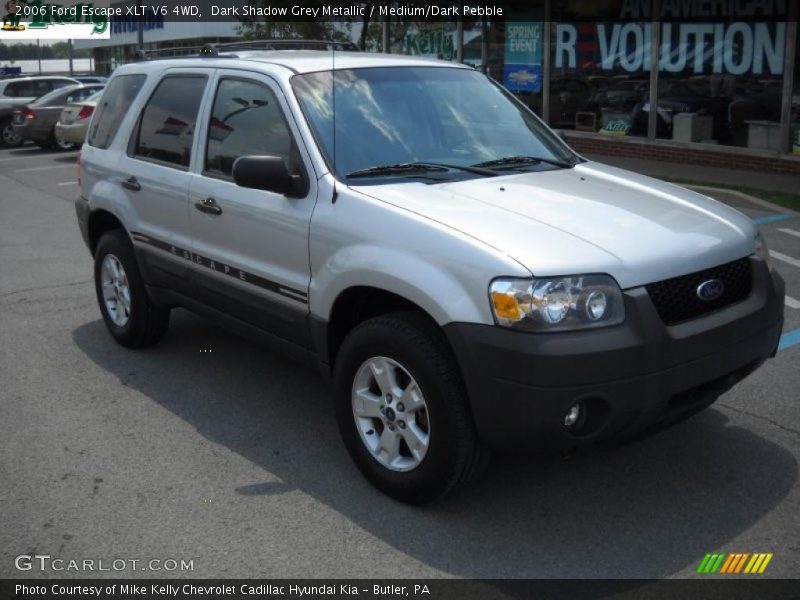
<box><xmin>50</xmin><ymin>79</ymin><xmax>77</xmax><ymax>91</ymax></box>
<box><xmin>88</xmin><ymin>74</ymin><xmax>146</xmax><ymax>149</ymax></box>
<box><xmin>133</xmin><ymin>75</ymin><xmax>207</xmax><ymax>169</ymax></box>
<box><xmin>66</xmin><ymin>87</ymin><xmax>101</xmax><ymax>104</ymax></box>
<box><xmin>4</xmin><ymin>80</ymin><xmax>49</xmax><ymax>98</ymax></box>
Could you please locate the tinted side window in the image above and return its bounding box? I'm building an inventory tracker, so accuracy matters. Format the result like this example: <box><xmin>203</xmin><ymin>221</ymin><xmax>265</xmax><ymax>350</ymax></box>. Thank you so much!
<box><xmin>88</xmin><ymin>74</ymin><xmax>145</xmax><ymax>150</ymax></box>
<box><xmin>5</xmin><ymin>80</ymin><xmax>49</xmax><ymax>98</ymax></box>
<box><xmin>135</xmin><ymin>76</ymin><xmax>206</xmax><ymax>169</ymax></box>
<box><xmin>205</xmin><ymin>78</ymin><xmax>300</xmax><ymax>178</ymax></box>
<box><xmin>50</xmin><ymin>79</ymin><xmax>77</xmax><ymax>91</ymax></box>
<box><xmin>65</xmin><ymin>87</ymin><xmax>100</xmax><ymax>104</ymax></box>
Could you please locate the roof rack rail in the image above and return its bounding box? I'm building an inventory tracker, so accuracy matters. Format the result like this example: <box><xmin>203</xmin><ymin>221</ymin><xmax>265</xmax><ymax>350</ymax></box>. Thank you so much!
<box><xmin>216</xmin><ymin>39</ymin><xmax>360</xmax><ymax>52</ymax></box>
<box><xmin>132</xmin><ymin>39</ymin><xmax>360</xmax><ymax>61</ymax></box>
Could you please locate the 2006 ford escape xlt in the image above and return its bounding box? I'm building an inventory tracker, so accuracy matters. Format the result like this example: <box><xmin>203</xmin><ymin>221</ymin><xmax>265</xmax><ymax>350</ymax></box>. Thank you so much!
<box><xmin>76</xmin><ymin>44</ymin><xmax>785</xmax><ymax>503</ymax></box>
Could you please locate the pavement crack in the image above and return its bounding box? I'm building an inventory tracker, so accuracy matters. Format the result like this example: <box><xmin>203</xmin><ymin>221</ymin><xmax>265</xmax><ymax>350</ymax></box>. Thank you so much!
<box><xmin>718</xmin><ymin>402</ymin><xmax>800</xmax><ymax>438</ymax></box>
<box><xmin>0</xmin><ymin>279</ymin><xmax>91</xmax><ymax>300</ymax></box>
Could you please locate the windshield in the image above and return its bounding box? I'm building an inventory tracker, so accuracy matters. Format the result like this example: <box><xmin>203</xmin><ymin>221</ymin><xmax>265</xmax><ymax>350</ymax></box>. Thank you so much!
<box><xmin>292</xmin><ymin>67</ymin><xmax>576</xmax><ymax>182</ymax></box>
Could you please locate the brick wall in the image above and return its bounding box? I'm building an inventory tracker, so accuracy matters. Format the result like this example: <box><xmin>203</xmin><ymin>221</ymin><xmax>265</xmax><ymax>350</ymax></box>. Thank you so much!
<box><xmin>565</xmin><ymin>135</ymin><xmax>800</xmax><ymax>176</ymax></box>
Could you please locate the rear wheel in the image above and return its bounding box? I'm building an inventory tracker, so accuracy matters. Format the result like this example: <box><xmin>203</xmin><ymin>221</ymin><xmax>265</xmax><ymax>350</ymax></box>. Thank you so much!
<box><xmin>94</xmin><ymin>230</ymin><xmax>170</xmax><ymax>348</ymax></box>
<box><xmin>334</xmin><ymin>313</ymin><xmax>488</xmax><ymax>503</ymax></box>
<box><xmin>50</xmin><ymin>132</ymin><xmax>77</xmax><ymax>151</ymax></box>
<box><xmin>0</xmin><ymin>117</ymin><xmax>22</xmax><ymax>147</ymax></box>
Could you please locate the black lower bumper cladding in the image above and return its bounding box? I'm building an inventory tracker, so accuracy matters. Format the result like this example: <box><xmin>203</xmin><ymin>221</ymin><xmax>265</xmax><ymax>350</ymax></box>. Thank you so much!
<box><xmin>445</xmin><ymin>259</ymin><xmax>785</xmax><ymax>452</ymax></box>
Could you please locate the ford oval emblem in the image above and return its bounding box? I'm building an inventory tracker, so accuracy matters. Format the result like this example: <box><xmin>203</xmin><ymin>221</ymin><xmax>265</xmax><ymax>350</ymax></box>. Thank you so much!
<box><xmin>697</xmin><ymin>279</ymin><xmax>725</xmax><ymax>301</ymax></box>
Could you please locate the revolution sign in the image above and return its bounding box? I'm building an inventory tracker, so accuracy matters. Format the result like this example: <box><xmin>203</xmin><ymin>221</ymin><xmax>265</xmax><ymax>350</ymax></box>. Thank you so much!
<box><xmin>554</xmin><ymin>22</ymin><xmax>785</xmax><ymax>76</ymax></box>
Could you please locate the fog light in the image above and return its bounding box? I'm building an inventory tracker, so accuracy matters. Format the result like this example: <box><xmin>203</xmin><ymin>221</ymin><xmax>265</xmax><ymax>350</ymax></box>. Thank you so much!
<box><xmin>564</xmin><ymin>402</ymin><xmax>582</xmax><ymax>428</ymax></box>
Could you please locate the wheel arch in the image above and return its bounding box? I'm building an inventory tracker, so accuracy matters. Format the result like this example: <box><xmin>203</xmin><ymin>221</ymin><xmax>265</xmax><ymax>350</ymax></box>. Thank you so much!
<box><xmin>87</xmin><ymin>209</ymin><xmax>127</xmax><ymax>255</ymax></box>
<box><xmin>320</xmin><ymin>286</ymin><xmax>445</xmax><ymax>368</ymax></box>
<box><xmin>310</xmin><ymin>246</ymin><xmax>495</xmax><ymax>369</ymax></box>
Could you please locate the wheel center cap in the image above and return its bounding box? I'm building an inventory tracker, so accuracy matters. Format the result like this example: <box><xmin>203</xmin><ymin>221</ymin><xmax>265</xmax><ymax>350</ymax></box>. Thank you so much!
<box><xmin>384</xmin><ymin>407</ymin><xmax>396</xmax><ymax>422</ymax></box>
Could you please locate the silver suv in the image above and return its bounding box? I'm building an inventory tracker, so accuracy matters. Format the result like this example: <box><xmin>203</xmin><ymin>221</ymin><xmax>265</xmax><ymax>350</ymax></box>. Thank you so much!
<box><xmin>76</xmin><ymin>47</ymin><xmax>785</xmax><ymax>503</ymax></box>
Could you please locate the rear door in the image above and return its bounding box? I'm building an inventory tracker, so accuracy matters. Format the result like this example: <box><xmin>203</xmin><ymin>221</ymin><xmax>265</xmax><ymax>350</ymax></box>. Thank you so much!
<box><xmin>117</xmin><ymin>69</ymin><xmax>212</xmax><ymax>295</ymax></box>
<box><xmin>188</xmin><ymin>70</ymin><xmax>318</xmax><ymax>347</ymax></box>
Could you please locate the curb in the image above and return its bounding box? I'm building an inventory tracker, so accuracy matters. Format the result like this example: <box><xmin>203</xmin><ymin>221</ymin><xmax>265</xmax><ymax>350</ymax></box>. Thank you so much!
<box><xmin>682</xmin><ymin>184</ymin><xmax>800</xmax><ymax>219</ymax></box>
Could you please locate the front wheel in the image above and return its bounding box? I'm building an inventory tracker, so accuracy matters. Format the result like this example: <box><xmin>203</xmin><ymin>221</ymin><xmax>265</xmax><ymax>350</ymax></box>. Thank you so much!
<box><xmin>94</xmin><ymin>230</ymin><xmax>170</xmax><ymax>348</ymax></box>
<box><xmin>334</xmin><ymin>313</ymin><xmax>488</xmax><ymax>503</ymax></box>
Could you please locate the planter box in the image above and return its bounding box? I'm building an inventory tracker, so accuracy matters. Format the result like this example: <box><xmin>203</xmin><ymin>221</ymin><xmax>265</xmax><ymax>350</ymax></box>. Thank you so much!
<box><xmin>746</xmin><ymin>120</ymin><xmax>781</xmax><ymax>151</ymax></box>
<box><xmin>672</xmin><ymin>113</ymin><xmax>713</xmax><ymax>143</ymax></box>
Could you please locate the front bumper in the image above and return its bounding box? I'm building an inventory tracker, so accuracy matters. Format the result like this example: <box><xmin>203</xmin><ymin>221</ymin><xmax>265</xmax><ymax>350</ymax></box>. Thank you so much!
<box><xmin>444</xmin><ymin>259</ymin><xmax>785</xmax><ymax>452</ymax></box>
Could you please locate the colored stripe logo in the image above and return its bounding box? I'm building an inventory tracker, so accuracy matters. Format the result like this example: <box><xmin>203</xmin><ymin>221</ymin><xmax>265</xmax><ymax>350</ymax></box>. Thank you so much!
<box><xmin>697</xmin><ymin>552</ymin><xmax>773</xmax><ymax>574</ymax></box>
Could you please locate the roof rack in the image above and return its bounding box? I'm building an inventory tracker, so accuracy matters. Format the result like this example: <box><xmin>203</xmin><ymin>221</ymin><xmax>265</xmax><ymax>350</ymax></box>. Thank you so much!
<box><xmin>133</xmin><ymin>39</ymin><xmax>360</xmax><ymax>61</ymax></box>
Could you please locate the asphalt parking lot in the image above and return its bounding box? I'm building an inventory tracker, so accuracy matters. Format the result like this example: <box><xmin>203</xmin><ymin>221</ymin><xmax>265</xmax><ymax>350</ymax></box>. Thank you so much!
<box><xmin>0</xmin><ymin>144</ymin><xmax>799</xmax><ymax>580</ymax></box>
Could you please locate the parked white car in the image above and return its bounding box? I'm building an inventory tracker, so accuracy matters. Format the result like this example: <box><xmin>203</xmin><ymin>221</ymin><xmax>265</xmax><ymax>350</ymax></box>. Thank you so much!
<box><xmin>55</xmin><ymin>89</ymin><xmax>104</xmax><ymax>146</ymax></box>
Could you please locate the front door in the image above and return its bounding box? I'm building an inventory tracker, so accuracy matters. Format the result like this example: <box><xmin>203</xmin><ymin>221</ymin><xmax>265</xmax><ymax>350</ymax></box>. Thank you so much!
<box><xmin>188</xmin><ymin>70</ymin><xmax>318</xmax><ymax>347</ymax></box>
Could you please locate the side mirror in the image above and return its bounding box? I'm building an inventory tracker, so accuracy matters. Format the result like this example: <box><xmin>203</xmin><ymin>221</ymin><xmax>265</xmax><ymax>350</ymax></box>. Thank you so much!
<box><xmin>232</xmin><ymin>155</ymin><xmax>305</xmax><ymax>197</ymax></box>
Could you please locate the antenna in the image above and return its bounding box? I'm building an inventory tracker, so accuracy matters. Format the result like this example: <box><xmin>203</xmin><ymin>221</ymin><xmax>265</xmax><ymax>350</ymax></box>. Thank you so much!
<box><xmin>331</xmin><ymin>41</ymin><xmax>338</xmax><ymax>204</ymax></box>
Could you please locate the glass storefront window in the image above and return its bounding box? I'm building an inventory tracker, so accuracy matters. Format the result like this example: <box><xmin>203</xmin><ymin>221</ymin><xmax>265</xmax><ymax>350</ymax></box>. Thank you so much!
<box><xmin>88</xmin><ymin>3</ymin><xmax>795</xmax><ymax>157</ymax></box>
<box><xmin>655</xmin><ymin>21</ymin><xmax>786</xmax><ymax>149</ymax></box>
<box><xmin>550</xmin><ymin>1</ymin><xmax>650</xmax><ymax>137</ymax></box>
<box><xmin>790</xmin><ymin>22</ymin><xmax>799</xmax><ymax>155</ymax></box>
<box><xmin>390</xmin><ymin>21</ymin><xmax>459</xmax><ymax>61</ymax></box>
<box><xmin>491</xmin><ymin>6</ymin><xmax>545</xmax><ymax>118</ymax></box>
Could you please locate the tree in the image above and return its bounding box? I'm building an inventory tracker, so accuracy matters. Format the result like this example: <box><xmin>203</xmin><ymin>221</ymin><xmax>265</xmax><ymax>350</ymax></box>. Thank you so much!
<box><xmin>0</xmin><ymin>42</ymin><xmax>90</xmax><ymax>60</ymax></box>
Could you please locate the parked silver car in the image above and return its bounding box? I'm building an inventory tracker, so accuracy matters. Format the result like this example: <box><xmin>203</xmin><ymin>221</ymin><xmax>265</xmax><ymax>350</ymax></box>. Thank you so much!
<box><xmin>13</xmin><ymin>84</ymin><xmax>104</xmax><ymax>149</ymax></box>
<box><xmin>76</xmin><ymin>48</ymin><xmax>784</xmax><ymax>503</ymax></box>
<box><xmin>0</xmin><ymin>75</ymin><xmax>79</xmax><ymax>146</ymax></box>
<box><xmin>55</xmin><ymin>89</ymin><xmax>104</xmax><ymax>146</ymax></box>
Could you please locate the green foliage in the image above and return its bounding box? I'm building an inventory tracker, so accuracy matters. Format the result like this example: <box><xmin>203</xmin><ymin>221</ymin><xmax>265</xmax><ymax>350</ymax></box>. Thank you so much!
<box><xmin>236</xmin><ymin>20</ymin><xmax>353</xmax><ymax>44</ymax></box>
<box><xmin>0</xmin><ymin>41</ymin><xmax>91</xmax><ymax>60</ymax></box>
<box><xmin>235</xmin><ymin>1</ymin><xmax>388</xmax><ymax>50</ymax></box>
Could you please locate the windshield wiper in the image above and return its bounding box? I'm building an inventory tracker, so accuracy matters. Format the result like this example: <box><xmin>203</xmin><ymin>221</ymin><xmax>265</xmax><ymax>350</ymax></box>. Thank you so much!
<box><xmin>473</xmin><ymin>155</ymin><xmax>575</xmax><ymax>170</ymax></box>
<box><xmin>346</xmin><ymin>161</ymin><xmax>497</xmax><ymax>179</ymax></box>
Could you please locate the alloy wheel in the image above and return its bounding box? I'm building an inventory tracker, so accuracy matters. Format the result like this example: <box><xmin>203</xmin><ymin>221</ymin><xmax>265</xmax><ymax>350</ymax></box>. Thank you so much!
<box><xmin>55</xmin><ymin>136</ymin><xmax>75</xmax><ymax>151</ymax></box>
<box><xmin>100</xmin><ymin>253</ymin><xmax>132</xmax><ymax>327</ymax></box>
<box><xmin>351</xmin><ymin>356</ymin><xmax>430</xmax><ymax>472</ymax></box>
<box><xmin>2</xmin><ymin>123</ymin><xmax>20</xmax><ymax>146</ymax></box>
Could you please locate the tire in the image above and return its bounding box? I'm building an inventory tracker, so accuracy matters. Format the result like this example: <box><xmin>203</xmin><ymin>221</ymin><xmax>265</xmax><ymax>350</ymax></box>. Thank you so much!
<box><xmin>1</xmin><ymin>117</ymin><xmax>22</xmax><ymax>148</ymax></box>
<box><xmin>334</xmin><ymin>312</ymin><xmax>488</xmax><ymax>504</ymax></box>
<box><xmin>94</xmin><ymin>230</ymin><xmax>170</xmax><ymax>348</ymax></box>
<box><xmin>49</xmin><ymin>131</ymin><xmax>77</xmax><ymax>151</ymax></box>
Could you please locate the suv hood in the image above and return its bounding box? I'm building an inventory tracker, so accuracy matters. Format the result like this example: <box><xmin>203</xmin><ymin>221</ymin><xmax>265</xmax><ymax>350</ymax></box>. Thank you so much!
<box><xmin>352</xmin><ymin>161</ymin><xmax>756</xmax><ymax>289</ymax></box>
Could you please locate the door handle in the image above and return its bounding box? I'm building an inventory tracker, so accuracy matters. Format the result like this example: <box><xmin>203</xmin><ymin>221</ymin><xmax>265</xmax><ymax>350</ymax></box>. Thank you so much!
<box><xmin>121</xmin><ymin>176</ymin><xmax>140</xmax><ymax>191</ymax></box>
<box><xmin>195</xmin><ymin>197</ymin><xmax>222</xmax><ymax>216</ymax></box>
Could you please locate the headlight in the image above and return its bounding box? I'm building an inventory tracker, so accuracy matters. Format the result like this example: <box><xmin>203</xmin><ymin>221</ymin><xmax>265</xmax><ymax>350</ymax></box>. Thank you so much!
<box><xmin>490</xmin><ymin>275</ymin><xmax>625</xmax><ymax>331</ymax></box>
<box><xmin>754</xmin><ymin>231</ymin><xmax>773</xmax><ymax>271</ymax></box>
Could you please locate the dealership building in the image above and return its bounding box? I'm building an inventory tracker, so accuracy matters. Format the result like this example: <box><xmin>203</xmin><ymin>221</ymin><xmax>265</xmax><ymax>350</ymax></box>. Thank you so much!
<box><xmin>75</xmin><ymin>0</ymin><xmax>800</xmax><ymax>174</ymax></box>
